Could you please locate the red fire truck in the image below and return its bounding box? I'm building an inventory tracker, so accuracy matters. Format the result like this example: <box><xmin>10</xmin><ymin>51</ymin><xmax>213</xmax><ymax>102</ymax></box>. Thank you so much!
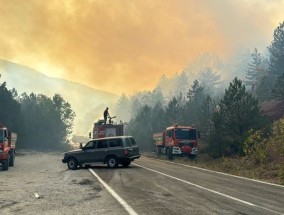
<box><xmin>0</xmin><ymin>124</ymin><xmax>17</xmax><ymax>171</ymax></box>
<box><xmin>89</xmin><ymin>116</ymin><xmax>124</xmax><ymax>139</ymax></box>
<box><xmin>153</xmin><ymin>125</ymin><xmax>199</xmax><ymax>159</ymax></box>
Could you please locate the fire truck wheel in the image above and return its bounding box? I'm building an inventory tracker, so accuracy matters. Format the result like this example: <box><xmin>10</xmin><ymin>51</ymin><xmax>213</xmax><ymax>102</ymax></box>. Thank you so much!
<box><xmin>2</xmin><ymin>158</ymin><xmax>9</xmax><ymax>171</ymax></box>
<box><xmin>168</xmin><ymin>147</ymin><xmax>173</xmax><ymax>160</ymax></box>
<box><xmin>106</xmin><ymin>156</ymin><xmax>118</xmax><ymax>168</ymax></box>
<box><xmin>9</xmin><ymin>151</ymin><xmax>15</xmax><ymax>167</ymax></box>
<box><xmin>156</xmin><ymin>147</ymin><xmax>161</xmax><ymax>157</ymax></box>
<box><xmin>121</xmin><ymin>160</ymin><xmax>131</xmax><ymax>167</ymax></box>
<box><xmin>67</xmin><ymin>158</ymin><xmax>78</xmax><ymax>170</ymax></box>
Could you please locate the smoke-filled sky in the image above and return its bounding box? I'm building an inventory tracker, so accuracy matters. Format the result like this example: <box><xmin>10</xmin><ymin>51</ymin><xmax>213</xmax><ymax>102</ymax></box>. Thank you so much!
<box><xmin>1</xmin><ymin>0</ymin><xmax>284</xmax><ymax>95</ymax></box>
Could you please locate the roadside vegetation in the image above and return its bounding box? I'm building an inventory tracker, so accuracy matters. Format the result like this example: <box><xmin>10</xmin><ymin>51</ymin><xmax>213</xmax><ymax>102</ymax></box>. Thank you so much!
<box><xmin>116</xmin><ymin>21</ymin><xmax>284</xmax><ymax>184</ymax></box>
<box><xmin>0</xmin><ymin>79</ymin><xmax>75</xmax><ymax>150</ymax></box>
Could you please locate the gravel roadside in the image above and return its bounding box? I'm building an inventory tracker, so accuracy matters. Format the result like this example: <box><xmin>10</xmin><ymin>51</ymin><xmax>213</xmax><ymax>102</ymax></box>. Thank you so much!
<box><xmin>0</xmin><ymin>150</ymin><xmax>127</xmax><ymax>215</ymax></box>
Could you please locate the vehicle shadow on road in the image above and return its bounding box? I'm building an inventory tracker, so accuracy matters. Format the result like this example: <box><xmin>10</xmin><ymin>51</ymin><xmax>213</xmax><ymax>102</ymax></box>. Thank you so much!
<box><xmin>81</xmin><ymin>165</ymin><xmax>139</xmax><ymax>170</ymax></box>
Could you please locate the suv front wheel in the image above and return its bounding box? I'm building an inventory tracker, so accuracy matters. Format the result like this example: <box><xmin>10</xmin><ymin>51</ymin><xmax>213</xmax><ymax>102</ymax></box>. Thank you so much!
<box><xmin>67</xmin><ymin>158</ymin><xmax>78</xmax><ymax>170</ymax></box>
<box><xmin>106</xmin><ymin>156</ymin><xmax>118</xmax><ymax>168</ymax></box>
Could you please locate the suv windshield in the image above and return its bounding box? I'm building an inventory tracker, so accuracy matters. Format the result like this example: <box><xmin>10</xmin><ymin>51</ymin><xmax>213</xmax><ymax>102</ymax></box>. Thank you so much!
<box><xmin>84</xmin><ymin>141</ymin><xmax>95</xmax><ymax>149</ymax></box>
<box><xmin>175</xmin><ymin>128</ymin><xmax>196</xmax><ymax>140</ymax></box>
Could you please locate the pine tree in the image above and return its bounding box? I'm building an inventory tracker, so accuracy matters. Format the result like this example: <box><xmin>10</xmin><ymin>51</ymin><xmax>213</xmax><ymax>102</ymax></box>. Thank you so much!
<box><xmin>244</xmin><ymin>48</ymin><xmax>266</xmax><ymax>91</ymax></box>
<box><xmin>272</xmin><ymin>73</ymin><xmax>284</xmax><ymax>99</ymax></box>
<box><xmin>268</xmin><ymin>21</ymin><xmax>284</xmax><ymax>77</ymax></box>
<box><xmin>0</xmin><ymin>81</ymin><xmax>23</xmax><ymax>141</ymax></box>
<box><xmin>185</xmin><ymin>80</ymin><xmax>207</xmax><ymax>128</ymax></box>
<box><xmin>128</xmin><ymin>105</ymin><xmax>153</xmax><ymax>151</ymax></box>
<box><xmin>211</xmin><ymin>77</ymin><xmax>263</xmax><ymax>155</ymax></box>
<box><xmin>165</xmin><ymin>96</ymin><xmax>183</xmax><ymax>125</ymax></box>
<box><xmin>268</xmin><ymin>21</ymin><xmax>284</xmax><ymax>99</ymax></box>
<box><xmin>151</xmin><ymin>102</ymin><xmax>166</xmax><ymax>133</ymax></box>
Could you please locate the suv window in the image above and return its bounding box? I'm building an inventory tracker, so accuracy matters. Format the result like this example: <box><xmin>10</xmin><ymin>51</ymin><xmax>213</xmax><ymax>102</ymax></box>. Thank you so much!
<box><xmin>96</xmin><ymin>140</ymin><xmax>108</xmax><ymax>149</ymax></box>
<box><xmin>125</xmin><ymin>138</ymin><xmax>131</xmax><ymax>147</ymax></box>
<box><xmin>109</xmin><ymin>138</ymin><xmax>123</xmax><ymax>147</ymax></box>
<box><xmin>129</xmin><ymin>137</ymin><xmax>137</xmax><ymax>146</ymax></box>
<box><xmin>125</xmin><ymin>137</ymin><xmax>137</xmax><ymax>147</ymax></box>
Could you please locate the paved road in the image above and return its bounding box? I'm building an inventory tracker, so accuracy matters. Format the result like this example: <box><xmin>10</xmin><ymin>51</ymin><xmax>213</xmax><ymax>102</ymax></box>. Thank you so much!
<box><xmin>91</xmin><ymin>156</ymin><xmax>284</xmax><ymax>215</ymax></box>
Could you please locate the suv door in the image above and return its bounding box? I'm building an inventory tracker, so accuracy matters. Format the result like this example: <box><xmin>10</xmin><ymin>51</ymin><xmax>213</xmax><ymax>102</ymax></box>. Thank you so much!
<box><xmin>81</xmin><ymin>140</ymin><xmax>108</xmax><ymax>163</ymax></box>
<box><xmin>79</xmin><ymin>140</ymin><xmax>97</xmax><ymax>163</ymax></box>
<box><xmin>108</xmin><ymin>138</ymin><xmax>124</xmax><ymax>157</ymax></box>
<box><xmin>125</xmin><ymin>137</ymin><xmax>139</xmax><ymax>157</ymax></box>
<box><xmin>92</xmin><ymin>139</ymin><xmax>109</xmax><ymax>162</ymax></box>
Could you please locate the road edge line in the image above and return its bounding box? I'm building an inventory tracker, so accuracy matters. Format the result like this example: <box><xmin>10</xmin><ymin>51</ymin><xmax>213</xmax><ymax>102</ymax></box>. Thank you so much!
<box><xmin>146</xmin><ymin>156</ymin><xmax>284</xmax><ymax>188</ymax></box>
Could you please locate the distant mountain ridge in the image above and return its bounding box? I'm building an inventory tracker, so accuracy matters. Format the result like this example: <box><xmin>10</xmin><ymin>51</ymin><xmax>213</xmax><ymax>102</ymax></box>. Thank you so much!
<box><xmin>0</xmin><ymin>59</ymin><xmax>118</xmax><ymax>135</ymax></box>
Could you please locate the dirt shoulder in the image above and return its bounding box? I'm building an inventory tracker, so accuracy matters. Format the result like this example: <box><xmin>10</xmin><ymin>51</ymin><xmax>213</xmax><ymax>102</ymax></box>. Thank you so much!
<box><xmin>0</xmin><ymin>150</ymin><xmax>126</xmax><ymax>215</ymax></box>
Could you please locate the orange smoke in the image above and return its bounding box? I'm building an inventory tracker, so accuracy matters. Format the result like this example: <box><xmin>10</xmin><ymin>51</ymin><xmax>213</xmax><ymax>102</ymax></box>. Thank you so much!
<box><xmin>0</xmin><ymin>0</ymin><xmax>284</xmax><ymax>94</ymax></box>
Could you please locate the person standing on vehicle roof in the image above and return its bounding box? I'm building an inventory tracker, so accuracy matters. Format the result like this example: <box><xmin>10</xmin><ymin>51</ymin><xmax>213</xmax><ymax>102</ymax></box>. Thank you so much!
<box><xmin>104</xmin><ymin>107</ymin><xmax>109</xmax><ymax>124</ymax></box>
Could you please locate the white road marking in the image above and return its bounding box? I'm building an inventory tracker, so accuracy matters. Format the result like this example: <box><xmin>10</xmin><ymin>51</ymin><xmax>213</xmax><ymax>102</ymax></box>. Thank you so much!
<box><xmin>134</xmin><ymin>163</ymin><xmax>284</xmax><ymax>215</ymax></box>
<box><xmin>89</xmin><ymin>169</ymin><xmax>138</xmax><ymax>215</ymax></box>
<box><xmin>160</xmin><ymin>159</ymin><xmax>284</xmax><ymax>188</ymax></box>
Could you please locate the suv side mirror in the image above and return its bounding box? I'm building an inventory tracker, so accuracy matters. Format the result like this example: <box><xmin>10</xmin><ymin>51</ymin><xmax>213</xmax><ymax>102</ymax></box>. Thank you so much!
<box><xmin>79</xmin><ymin>143</ymin><xmax>83</xmax><ymax>149</ymax></box>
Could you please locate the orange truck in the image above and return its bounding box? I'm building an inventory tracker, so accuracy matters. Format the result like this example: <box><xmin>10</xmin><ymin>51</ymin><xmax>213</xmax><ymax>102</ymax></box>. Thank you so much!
<box><xmin>0</xmin><ymin>124</ymin><xmax>17</xmax><ymax>171</ymax></box>
<box><xmin>153</xmin><ymin>125</ymin><xmax>199</xmax><ymax>159</ymax></box>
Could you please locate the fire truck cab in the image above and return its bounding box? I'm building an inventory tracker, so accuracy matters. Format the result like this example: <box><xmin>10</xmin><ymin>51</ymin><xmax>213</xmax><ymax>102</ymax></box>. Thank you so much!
<box><xmin>0</xmin><ymin>125</ymin><xmax>17</xmax><ymax>171</ymax></box>
<box><xmin>153</xmin><ymin>125</ymin><xmax>199</xmax><ymax>159</ymax></box>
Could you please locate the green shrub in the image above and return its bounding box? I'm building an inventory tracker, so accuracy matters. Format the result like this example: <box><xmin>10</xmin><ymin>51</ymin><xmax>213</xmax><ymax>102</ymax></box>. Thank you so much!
<box><xmin>243</xmin><ymin>129</ymin><xmax>268</xmax><ymax>165</ymax></box>
<box><xmin>266</xmin><ymin>117</ymin><xmax>284</xmax><ymax>163</ymax></box>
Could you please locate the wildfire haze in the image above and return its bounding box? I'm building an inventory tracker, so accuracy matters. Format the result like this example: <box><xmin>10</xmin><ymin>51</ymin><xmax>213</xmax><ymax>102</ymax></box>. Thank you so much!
<box><xmin>1</xmin><ymin>0</ymin><xmax>284</xmax><ymax>94</ymax></box>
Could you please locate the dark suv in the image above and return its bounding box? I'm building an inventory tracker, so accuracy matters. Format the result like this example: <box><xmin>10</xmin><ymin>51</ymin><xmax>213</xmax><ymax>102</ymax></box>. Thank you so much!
<box><xmin>62</xmin><ymin>136</ymin><xmax>140</xmax><ymax>170</ymax></box>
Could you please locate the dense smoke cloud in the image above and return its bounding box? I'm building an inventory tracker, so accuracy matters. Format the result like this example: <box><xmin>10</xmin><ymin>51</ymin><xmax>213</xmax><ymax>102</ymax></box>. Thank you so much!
<box><xmin>0</xmin><ymin>0</ymin><xmax>284</xmax><ymax>94</ymax></box>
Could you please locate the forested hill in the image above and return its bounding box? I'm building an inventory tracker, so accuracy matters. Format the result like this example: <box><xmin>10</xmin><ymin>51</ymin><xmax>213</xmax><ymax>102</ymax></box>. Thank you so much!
<box><xmin>0</xmin><ymin>60</ymin><xmax>118</xmax><ymax>134</ymax></box>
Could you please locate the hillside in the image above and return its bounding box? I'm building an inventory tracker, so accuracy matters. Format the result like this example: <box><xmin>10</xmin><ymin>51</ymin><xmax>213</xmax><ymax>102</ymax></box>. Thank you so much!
<box><xmin>260</xmin><ymin>100</ymin><xmax>284</xmax><ymax>121</ymax></box>
<box><xmin>0</xmin><ymin>59</ymin><xmax>118</xmax><ymax>135</ymax></box>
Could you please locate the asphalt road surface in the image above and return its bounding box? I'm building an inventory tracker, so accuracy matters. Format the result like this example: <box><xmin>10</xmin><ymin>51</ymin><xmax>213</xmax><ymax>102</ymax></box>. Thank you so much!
<box><xmin>1</xmin><ymin>152</ymin><xmax>283</xmax><ymax>215</ymax></box>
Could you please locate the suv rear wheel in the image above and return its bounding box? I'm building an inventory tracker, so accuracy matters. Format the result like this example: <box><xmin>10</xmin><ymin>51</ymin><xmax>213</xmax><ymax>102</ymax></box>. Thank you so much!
<box><xmin>106</xmin><ymin>156</ymin><xmax>118</xmax><ymax>168</ymax></box>
<box><xmin>67</xmin><ymin>158</ymin><xmax>78</xmax><ymax>170</ymax></box>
